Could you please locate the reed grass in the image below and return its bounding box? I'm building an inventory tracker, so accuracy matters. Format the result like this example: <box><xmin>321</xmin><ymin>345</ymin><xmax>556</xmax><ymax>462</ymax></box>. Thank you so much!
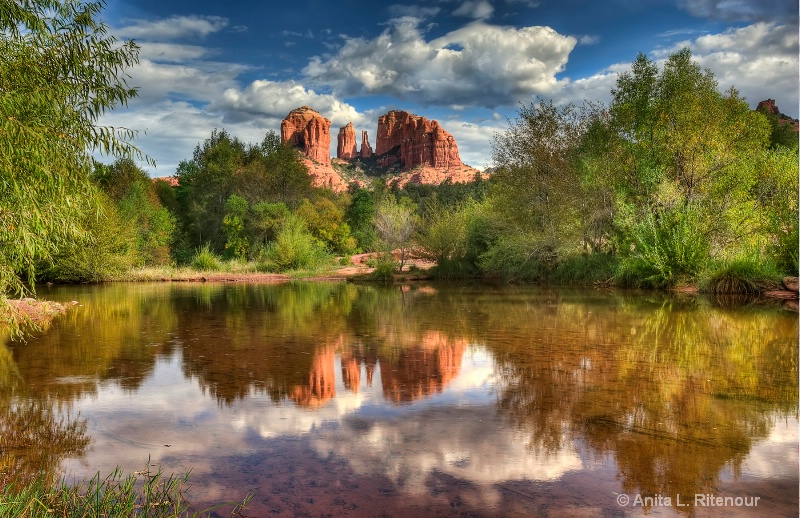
<box><xmin>0</xmin><ymin>462</ymin><xmax>250</xmax><ymax>517</ymax></box>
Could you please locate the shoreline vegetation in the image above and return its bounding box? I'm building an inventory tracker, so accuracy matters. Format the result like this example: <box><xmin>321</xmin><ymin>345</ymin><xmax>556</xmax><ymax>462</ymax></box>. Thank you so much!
<box><xmin>0</xmin><ymin>462</ymin><xmax>250</xmax><ymax>517</ymax></box>
<box><xmin>2</xmin><ymin>262</ymin><xmax>797</xmax><ymax>335</ymax></box>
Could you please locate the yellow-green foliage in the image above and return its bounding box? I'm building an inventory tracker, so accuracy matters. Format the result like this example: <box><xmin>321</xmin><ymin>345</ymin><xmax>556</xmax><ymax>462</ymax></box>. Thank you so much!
<box><xmin>0</xmin><ymin>1</ymin><xmax>143</xmax><ymax>296</ymax></box>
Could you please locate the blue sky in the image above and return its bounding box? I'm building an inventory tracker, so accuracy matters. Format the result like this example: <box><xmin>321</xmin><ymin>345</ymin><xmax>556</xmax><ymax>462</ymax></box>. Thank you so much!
<box><xmin>98</xmin><ymin>0</ymin><xmax>799</xmax><ymax>175</ymax></box>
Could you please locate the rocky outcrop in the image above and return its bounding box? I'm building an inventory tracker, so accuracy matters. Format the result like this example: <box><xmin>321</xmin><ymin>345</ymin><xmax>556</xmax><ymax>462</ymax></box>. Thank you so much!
<box><xmin>375</xmin><ymin>110</ymin><xmax>462</xmax><ymax>170</ymax></box>
<box><xmin>336</xmin><ymin>122</ymin><xmax>358</xmax><ymax>160</ymax></box>
<box><xmin>302</xmin><ymin>157</ymin><xmax>348</xmax><ymax>192</ymax></box>
<box><xmin>280</xmin><ymin>106</ymin><xmax>331</xmax><ymax>164</ymax></box>
<box><xmin>756</xmin><ymin>99</ymin><xmax>799</xmax><ymax>131</ymax></box>
<box><xmin>757</xmin><ymin>99</ymin><xmax>780</xmax><ymax>115</ymax></box>
<box><xmin>360</xmin><ymin>130</ymin><xmax>373</xmax><ymax>158</ymax></box>
<box><xmin>389</xmin><ymin>165</ymin><xmax>485</xmax><ymax>188</ymax></box>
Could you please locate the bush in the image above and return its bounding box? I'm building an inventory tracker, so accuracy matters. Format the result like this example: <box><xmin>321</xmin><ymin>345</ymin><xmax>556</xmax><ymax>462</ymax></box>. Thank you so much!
<box><xmin>428</xmin><ymin>258</ymin><xmax>479</xmax><ymax>279</ymax></box>
<box><xmin>266</xmin><ymin>215</ymin><xmax>329</xmax><ymax>272</ymax></box>
<box><xmin>478</xmin><ymin>234</ymin><xmax>550</xmax><ymax>282</ymax></box>
<box><xmin>191</xmin><ymin>243</ymin><xmax>223</xmax><ymax>271</ymax></box>
<box><xmin>39</xmin><ymin>198</ymin><xmax>136</xmax><ymax>283</ymax></box>
<box><xmin>616</xmin><ymin>207</ymin><xmax>709</xmax><ymax>288</ymax></box>
<box><xmin>551</xmin><ymin>253</ymin><xmax>617</xmax><ymax>285</ymax></box>
<box><xmin>371</xmin><ymin>254</ymin><xmax>397</xmax><ymax>283</ymax></box>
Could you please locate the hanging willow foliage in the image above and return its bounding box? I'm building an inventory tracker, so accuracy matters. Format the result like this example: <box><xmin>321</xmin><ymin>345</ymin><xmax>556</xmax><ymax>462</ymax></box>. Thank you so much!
<box><xmin>0</xmin><ymin>0</ymin><xmax>145</xmax><ymax>297</ymax></box>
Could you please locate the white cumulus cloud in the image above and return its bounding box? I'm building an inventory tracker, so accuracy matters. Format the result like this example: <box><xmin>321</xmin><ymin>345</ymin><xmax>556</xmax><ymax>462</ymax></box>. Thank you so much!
<box><xmin>453</xmin><ymin>0</ymin><xmax>495</xmax><ymax>20</ymax></box>
<box><xmin>303</xmin><ymin>18</ymin><xmax>576</xmax><ymax>108</ymax></box>
<box><xmin>209</xmin><ymin>80</ymin><xmax>365</xmax><ymax>127</ymax></box>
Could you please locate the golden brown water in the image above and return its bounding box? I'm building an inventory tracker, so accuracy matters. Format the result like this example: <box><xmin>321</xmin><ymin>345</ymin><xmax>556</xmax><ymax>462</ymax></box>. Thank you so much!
<box><xmin>2</xmin><ymin>282</ymin><xmax>797</xmax><ymax>517</ymax></box>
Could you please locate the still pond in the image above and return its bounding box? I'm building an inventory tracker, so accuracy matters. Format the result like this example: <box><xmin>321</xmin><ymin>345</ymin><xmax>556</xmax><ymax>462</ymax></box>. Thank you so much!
<box><xmin>1</xmin><ymin>282</ymin><xmax>797</xmax><ymax>517</ymax></box>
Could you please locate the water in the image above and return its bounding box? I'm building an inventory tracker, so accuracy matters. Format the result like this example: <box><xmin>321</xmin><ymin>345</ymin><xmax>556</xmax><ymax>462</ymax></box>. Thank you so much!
<box><xmin>2</xmin><ymin>282</ymin><xmax>797</xmax><ymax>517</ymax></box>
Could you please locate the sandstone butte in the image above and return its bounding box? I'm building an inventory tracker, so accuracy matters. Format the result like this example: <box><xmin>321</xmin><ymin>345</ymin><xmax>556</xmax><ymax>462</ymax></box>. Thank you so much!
<box><xmin>280</xmin><ymin>106</ymin><xmax>332</xmax><ymax>165</ymax></box>
<box><xmin>374</xmin><ymin>110</ymin><xmax>463</xmax><ymax>170</ymax></box>
<box><xmin>336</xmin><ymin>122</ymin><xmax>358</xmax><ymax>160</ymax></box>
<box><xmin>757</xmin><ymin>99</ymin><xmax>800</xmax><ymax>131</ymax></box>
<box><xmin>280</xmin><ymin>106</ymin><xmax>348</xmax><ymax>192</ymax></box>
<box><xmin>360</xmin><ymin>130</ymin><xmax>373</xmax><ymax>158</ymax></box>
<box><xmin>280</xmin><ymin>107</ymin><xmax>485</xmax><ymax>191</ymax></box>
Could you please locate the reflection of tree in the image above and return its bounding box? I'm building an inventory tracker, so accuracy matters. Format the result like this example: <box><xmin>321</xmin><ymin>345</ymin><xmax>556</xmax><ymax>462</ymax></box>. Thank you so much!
<box><xmin>0</xmin><ymin>400</ymin><xmax>90</xmax><ymax>489</ymax></box>
<box><xmin>6</xmin><ymin>284</ymin><xmax>177</xmax><ymax>400</ymax></box>
<box><xmin>485</xmin><ymin>291</ymin><xmax>797</xmax><ymax>514</ymax></box>
<box><xmin>1</xmin><ymin>344</ymin><xmax>89</xmax><ymax>489</ymax></box>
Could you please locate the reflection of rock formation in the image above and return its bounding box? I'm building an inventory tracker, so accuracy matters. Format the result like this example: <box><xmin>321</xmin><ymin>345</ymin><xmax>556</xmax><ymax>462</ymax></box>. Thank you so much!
<box><xmin>340</xmin><ymin>349</ymin><xmax>378</xmax><ymax>394</ymax></box>
<box><xmin>380</xmin><ymin>332</ymin><xmax>467</xmax><ymax>404</ymax></box>
<box><xmin>291</xmin><ymin>347</ymin><xmax>337</xmax><ymax>408</ymax></box>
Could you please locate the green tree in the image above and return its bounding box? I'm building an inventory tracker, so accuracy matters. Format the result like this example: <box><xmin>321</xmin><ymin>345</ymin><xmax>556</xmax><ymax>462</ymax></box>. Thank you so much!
<box><xmin>222</xmin><ymin>194</ymin><xmax>250</xmax><ymax>260</ymax></box>
<box><xmin>374</xmin><ymin>197</ymin><xmax>418</xmax><ymax>271</ymax></box>
<box><xmin>490</xmin><ymin>100</ymin><xmax>592</xmax><ymax>266</ymax></box>
<box><xmin>0</xmin><ymin>0</ymin><xmax>142</xmax><ymax>299</ymax></box>
<box><xmin>94</xmin><ymin>158</ymin><xmax>174</xmax><ymax>266</ymax></box>
<box><xmin>296</xmin><ymin>197</ymin><xmax>356</xmax><ymax>255</ymax></box>
<box><xmin>345</xmin><ymin>188</ymin><xmax>377</xmax><ymax>252</ymax></box>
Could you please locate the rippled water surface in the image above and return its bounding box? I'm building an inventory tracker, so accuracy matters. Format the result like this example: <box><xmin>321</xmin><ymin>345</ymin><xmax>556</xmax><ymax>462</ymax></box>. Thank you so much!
<box><xmin>2</xmin><ymin>282</ymin><xmax>797</xmax><ymax>517</ymax></box>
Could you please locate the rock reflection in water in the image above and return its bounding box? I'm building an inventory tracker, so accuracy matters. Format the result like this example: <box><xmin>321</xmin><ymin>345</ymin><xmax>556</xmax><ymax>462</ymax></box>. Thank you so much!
<box><xmin>0</xmin><ymin>283</ymin><xmax>796</xmax><ymax>516</ymax></box>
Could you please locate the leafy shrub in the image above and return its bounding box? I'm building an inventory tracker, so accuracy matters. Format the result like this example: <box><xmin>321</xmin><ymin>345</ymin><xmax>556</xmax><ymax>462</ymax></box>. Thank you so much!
<box><xmin>191</xmin><ymin>243</ymin><xmax>223</xmax><ymax>271</ymax></box>
<box><xmin>551</xmin><ymin>253</ymin><xmax>617</xmax><ymax>285</ymax></box>
<box><xmin>478</xmin><ymin>234</ymin><xmax>550</xmax><ymax>282</ymax></box>
<box><xmin>371</xmin><ymin>253</ymin><xmax>397</xmax><ymax>283</ymax></box>
<box><xmin>616</xmin><ymin>208</ymin><xmax>709</xmax><ymax>288</ymax></box>
<box><xmin>39</xmin><ymin>198</ymin><xmax>136</xmax><ymax>283</ymax></box>
<box><xmin>266</xmin><ymin>215</ymin><xmax>329</xmax><ymax>272</ymax></box>
<box><xmin>428</xmin><ymin>258</ymin><xmax>479</xmax><ymax>280</ymax></box>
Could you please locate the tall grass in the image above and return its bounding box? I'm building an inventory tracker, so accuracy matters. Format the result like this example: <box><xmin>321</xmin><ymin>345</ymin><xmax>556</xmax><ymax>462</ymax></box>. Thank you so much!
<box><xmin>1</xmin><ymin>463</ymin><xmax>250</xmax><ymax>517</ymax></box>
<box><xmin>700</xmin><ymin>253</ymin><xmax>782</xmax><ymax>294</ymax></box>
<box><xmin>191</xmin><ymin>243</ymin><xmax>223</xmax><ymax>271</ymax></box>
<box><xmin>616</xmin><ymin>209</ymin><xmax>709</xmax><ymax>288</ymax></box>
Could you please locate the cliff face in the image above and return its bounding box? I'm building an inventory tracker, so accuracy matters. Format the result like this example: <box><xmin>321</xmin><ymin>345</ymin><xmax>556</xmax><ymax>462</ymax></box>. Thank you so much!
<box><xmin>360</xmin><ymin>130</ymin><xmax>373</xmax><ymax>158</ymax></box>
<box><xmin>375</xmin><ymin>110</ymin><xmax>462</xmax><ymax>170</ymax></box>
<box><xmin>280</xmin><ymin>106</ymin><xmax>331</xmax><ymax>165</ymax></box>
<box><xmin>336</xmin><ymin>122</ymin><xmax>358</xmax><ymax>160</ymax></box>
<box><xmin>757</xmin><ymin>99</ymin><xmax>800</xmax><ymax>131</ymax></box>
<box><xmin>280</xmin><ymin>106</ymin><xmax>482</xmax><ymax>192</ymax></box>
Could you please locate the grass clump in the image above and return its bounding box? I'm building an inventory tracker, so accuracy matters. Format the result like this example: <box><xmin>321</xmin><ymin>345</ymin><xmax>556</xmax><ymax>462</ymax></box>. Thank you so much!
<box><xmin>700</xmin><ymin>254</ymin><xmax>782</xmax><ymax>294</ymax></box>
<box><xmin>190</xmin><ymin>244</ymin><xmax>223</xmax><ymax>272</ymax></box>
<box><xmin>0</xmin><ymin>462</ymin><xmax>250</xmax><ymax>517</ymax></box>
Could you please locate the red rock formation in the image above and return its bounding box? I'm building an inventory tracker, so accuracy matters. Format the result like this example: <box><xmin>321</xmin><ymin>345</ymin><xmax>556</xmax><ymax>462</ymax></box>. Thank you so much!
<box><xmin>360</xmin><ymin>130</ymin><xmax>373</xmax><ymax>158</ymax></box>
<box><xmin>337</xmin><ymin>122</ymin><xmax>358</xmax><ymax>160</ymax></box>
<box><xmin>375</xmin><ymin>110</ymin><xmax>463</xmax><ymax>170</ymax></box>
<box><xmin>757</xmin><ymin>99</ymin><xmax>780</xmax><ymax>115</ymax></box>
<box><xmin>302</xmin><ymin>157</ymin><xmax>348</xmax><ymax>192</ymax></box>
<box><xmin>390</xmin><ymin>165</ymin><xmax>485</xmax><ymax>188</ymax></box>
<box><xmin>757</xmin><ymin>99</ymin><xmax>800</xmax><ymax>131</ymax></box>
<box><xmin>280</xmin><ymin>106</ymin><xmax>331</xmax><ymax>164</ymax></box>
